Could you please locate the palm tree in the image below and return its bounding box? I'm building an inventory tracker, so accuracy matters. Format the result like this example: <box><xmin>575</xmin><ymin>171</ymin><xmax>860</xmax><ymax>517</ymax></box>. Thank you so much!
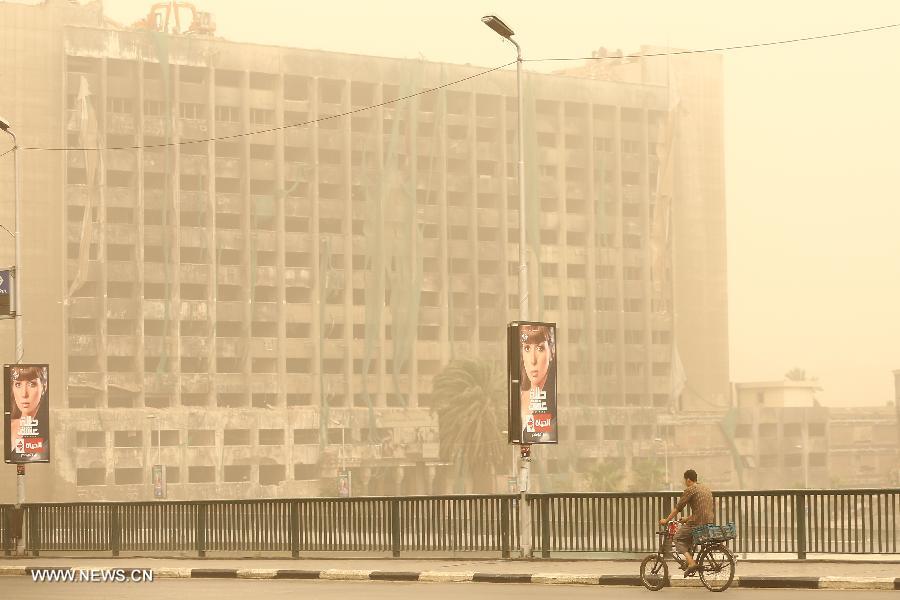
<box><xmin>431</xmin><ymin>359</ymin><xmax>507</xmax><ymax>493</ymax></box>
<box><xmin>586</xmin><ymin>460</ymin><xmax>625</xmax><ymax>492</ymax></box>
<box><xmin>629</xmin><ymin>461</ymin><xmax>666</xmax><ymax>491</ymax></box>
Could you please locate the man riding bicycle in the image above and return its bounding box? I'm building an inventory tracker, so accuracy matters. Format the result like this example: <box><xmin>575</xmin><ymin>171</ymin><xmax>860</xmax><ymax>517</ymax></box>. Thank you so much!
<box><xmin>658</xmin><ymin>469</ymin><xmax>714</xmax><ymax>576</ymax></box>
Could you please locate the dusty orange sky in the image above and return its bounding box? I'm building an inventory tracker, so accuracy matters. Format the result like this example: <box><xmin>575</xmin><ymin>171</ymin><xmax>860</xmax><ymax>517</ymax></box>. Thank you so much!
<box><xmin>86</xmin><ymin>0</ymin><xmax>900</xmax><ymax>407</ymax></box>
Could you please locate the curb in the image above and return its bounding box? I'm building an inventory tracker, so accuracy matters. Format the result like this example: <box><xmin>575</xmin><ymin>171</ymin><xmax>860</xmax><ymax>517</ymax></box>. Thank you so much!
<box><xmin>0</xmin><ymin>566</ymin><xmax>898</xmax><ymax>589</ymax></box>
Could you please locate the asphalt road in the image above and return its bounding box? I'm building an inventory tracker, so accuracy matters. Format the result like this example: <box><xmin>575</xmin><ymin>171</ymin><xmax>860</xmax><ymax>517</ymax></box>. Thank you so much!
<box><xmin>0</xmin><ymin>579</ymin><xmax>895</xmax><ymax>600</ymax></box>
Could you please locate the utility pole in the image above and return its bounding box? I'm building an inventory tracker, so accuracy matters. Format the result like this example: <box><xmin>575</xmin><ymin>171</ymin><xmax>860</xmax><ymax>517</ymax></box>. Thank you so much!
<box><xmin>482</xmin><ymin>14</ymin><xmax>531</xmax><ymax>557</ymax></box>
<box><xmin>1</xmin><ymin>117</ymin><xmax>25</xmax><ymax>530</ymax></box>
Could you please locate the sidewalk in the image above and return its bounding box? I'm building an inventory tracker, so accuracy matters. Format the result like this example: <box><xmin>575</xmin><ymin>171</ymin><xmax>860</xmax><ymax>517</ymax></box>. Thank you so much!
<box><xmin>1</xmin><ymin>555</ymin><xmax>898</xmax><ymax>589</ymax></box>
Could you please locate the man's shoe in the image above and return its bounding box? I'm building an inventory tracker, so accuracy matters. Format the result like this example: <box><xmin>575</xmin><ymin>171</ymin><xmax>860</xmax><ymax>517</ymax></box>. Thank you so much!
<box><xmin>683</xmin><ymin>565</ymin><xmax>698</xmax><ymax>577</ymax></box>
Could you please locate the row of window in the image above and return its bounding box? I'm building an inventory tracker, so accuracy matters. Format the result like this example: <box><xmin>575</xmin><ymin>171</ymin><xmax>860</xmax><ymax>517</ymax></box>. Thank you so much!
<box><xmin>68</xmin><ymin>280</ymin><xmax>669</xmax><ymax>315</ymax></box>
<box><xmin>77</xmin><ymin>428</ymin><xmax>368</xmax><ymax>448</ymax></box>
<box><xmin>66</xmin><ymin>391</ymin><xmax>668</xmax><ymax>410</ymax></box>
<box><xmin>69</xmin><ymin>392</ymin><xmax>415</xmax><ymax>409</ymax></box>
<box><xmin>75</xmin><ymin>463</ymin><xmax>316</xmax><ymax>486</ymax></box>
<box><xmin>67</xmin><ymin>355</ymin><xmax>670</xmax><ymax>376</ymax></box>
<box><xmin>735</xmin><ymin>422</ymin><xmax>828</xmax><ymax>438</ymax></box>
<box><xmin>70</xmin><ymin>318</ymin><xmax>673</xmax><ymax>345</ymax></box>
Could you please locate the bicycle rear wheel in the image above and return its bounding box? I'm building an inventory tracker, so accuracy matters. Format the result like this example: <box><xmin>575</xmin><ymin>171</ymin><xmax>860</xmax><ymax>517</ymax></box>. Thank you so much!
<box><xmin>698</xmin><ymin>544</ymin><xmax>734</xmax><ymax>592</ymax></box>
<box><xmin>639</xmin><ymin>554</ymin><xmax>669</xmax><ymax>591</ymax></box>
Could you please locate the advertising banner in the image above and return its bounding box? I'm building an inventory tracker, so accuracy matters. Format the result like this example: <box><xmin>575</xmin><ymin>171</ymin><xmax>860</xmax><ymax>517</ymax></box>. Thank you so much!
<box><xmin>338</xmin><ymin>471</ymin><xmax>352</xmax><ymax>497</ymax></box>
<box><xmin>152</xmin><ymin>465</ymin><xmax>167</xmax><ymax>499</ymax></box>
<box><xmin>0</xmin><ymin>269</ymin><xmax>12</xmax><ymax>319</ymax></box>
<box><xmin>507</xmin><ymin>322</ymin><xmax>558</xmax><ymax>445</ymax></box>
<box><xmin>4</xmin><ymin>364</ymin><xmax>50</xmax><ymax>463</ymax></box>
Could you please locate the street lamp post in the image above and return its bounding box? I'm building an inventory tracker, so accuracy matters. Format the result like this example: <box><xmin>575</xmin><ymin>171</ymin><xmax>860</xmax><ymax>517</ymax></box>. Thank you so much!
<box><xmin>1</xmin><ymin>116</ymin><xmax>25</xmax><ymax>516</ymax></box>
<box><xmin>0</xmin><ymin>116</ymin><xmax>22</xmax><ymax>365</ymax></box>
<box><xmin>147</xmin><ymin>415</ymin><xmax>161</xmax><ymax>498</ymax></box>
<box><xmin>795</xmin><ymin>444</ymin><xmax>809</xmax><ymax>489</ymax></box>
<box><xmin>330</xmin><ymin>417</ymin><xmax>350</xmax><ymax>496</ymax></box>
<box><xmin>482</xmin><ymin>14</ymin><xmax>531</xmax><ymax>557</ymax></box>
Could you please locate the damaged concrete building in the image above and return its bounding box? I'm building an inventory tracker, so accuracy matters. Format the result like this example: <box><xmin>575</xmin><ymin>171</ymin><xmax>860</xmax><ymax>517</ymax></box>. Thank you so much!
<box><xmin>0</xmin><ymin>0</ymin><xmax>732</xmax><ymax>500</ymax></box>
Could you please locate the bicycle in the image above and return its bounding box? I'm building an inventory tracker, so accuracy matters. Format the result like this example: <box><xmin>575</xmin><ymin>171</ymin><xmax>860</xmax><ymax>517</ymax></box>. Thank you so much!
<box><xmin>639</xmin><ymin>520</ymin><xmax>736</xmax><ymax>592</ymax></box>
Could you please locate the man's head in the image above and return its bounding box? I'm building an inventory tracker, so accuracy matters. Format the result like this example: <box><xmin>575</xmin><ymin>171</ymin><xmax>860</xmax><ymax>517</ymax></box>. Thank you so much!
<box><xmin>683</xmin><ymin>469</ymin><xmax>698</xmax><ymax>487</ymax></box>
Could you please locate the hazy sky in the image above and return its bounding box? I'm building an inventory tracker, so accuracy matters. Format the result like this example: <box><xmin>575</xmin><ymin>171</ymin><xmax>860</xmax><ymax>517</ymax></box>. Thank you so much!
<box><xmin>94</xmin><ymin>0</ymin><xmax>900</xmax><ymax>407</ymax></box>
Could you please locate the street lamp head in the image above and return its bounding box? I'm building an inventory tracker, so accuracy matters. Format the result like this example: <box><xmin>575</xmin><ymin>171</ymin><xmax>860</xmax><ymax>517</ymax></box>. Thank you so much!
<box><xmin>482</xmin><ymin>15</ymin><xmax>515</xmax><ymax>39</ymax></box>
<box><xmin>0</xmin><ymin>115</ymin><xmax>10</xmax><ymax>131</ymax></box>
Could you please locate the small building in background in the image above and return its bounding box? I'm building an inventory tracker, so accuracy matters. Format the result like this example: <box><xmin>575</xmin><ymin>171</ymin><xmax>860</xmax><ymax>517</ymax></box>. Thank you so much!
<box><xmin>728</xmin><ymin>378</ymin><xmax>899</xmax><ymax>489</ymax></box>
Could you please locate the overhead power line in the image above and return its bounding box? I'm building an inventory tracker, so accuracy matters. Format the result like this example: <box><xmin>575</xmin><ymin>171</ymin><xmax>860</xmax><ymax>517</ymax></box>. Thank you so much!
<box><xmin>526</xmin><ymin>21</ymin><xmax>900</xmax><ymax>63</ymax></box>
<box><xmin>13</xmin><ymin>21</ymin><xmax>899</xmax><ymax>153</ymax></box>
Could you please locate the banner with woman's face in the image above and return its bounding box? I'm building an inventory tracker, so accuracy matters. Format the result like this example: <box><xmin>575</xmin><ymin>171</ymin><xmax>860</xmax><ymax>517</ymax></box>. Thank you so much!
<box><xmin>507</xmin><ymin>322</ymin><xmax>558</xmax><ymax>444</ymax></box>
<box><xmin>4</xmin><ymin>364</ymin><xmax>51</xmax><ymax>463</ymax></box>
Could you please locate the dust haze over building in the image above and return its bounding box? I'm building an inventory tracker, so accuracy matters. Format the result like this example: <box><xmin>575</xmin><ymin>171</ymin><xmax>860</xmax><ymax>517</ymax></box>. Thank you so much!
<box><xmin>0</xmin><ymin>0</ymin><xmax>896</xmax><ymax>501</ymax></box>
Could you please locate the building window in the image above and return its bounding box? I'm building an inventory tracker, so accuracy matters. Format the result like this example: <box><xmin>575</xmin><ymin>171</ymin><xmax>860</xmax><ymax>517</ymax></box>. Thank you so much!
<box><xmin>215</xmin><ymin>105</ymin><xmax>240</xmax><ymax>122</ymax></box>
<box><xmin>114</xmin><ymin>468</ymin><xmax>143</xmax><ymax>485</ymax></box>
<box><xmin>188</xmin><ymin>466</ymin><xmax>216</xmax><ymax>483</ymax></box>
<box><xmin>107</xmin><ymin>97</ymin><xmax>134</xmax><ymax>114</ymax></box>
<box><xmin>250</xmin><ymin>108</ymin><xmax>274</xmax><ymax>125</ymax></box>
<box><xmin>224</xmin><ymin>465</ymin><xmax>251</xmax><ymax>483</ymax></box>
<box><xmin>180</xmin><ymin>103</ymin><xmax>205</xmax><ymax>119</ymax></box>
<box><xmin>76</xmin><ymin>468</ymin><xmax>106</xmax><ymax>486</ymax></box>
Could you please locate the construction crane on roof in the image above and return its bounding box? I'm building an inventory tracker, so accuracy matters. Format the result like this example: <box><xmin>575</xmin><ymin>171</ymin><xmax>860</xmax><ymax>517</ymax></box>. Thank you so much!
<box><xmin>132</xmin><ymin>2</ymin><xmax>216</xmax><ymax>36</ymax></box>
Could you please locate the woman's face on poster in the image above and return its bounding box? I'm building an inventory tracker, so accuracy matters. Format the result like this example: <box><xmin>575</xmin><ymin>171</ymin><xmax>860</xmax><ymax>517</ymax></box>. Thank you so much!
<box><xmin>522</xmin><ymin>338</ymin><xmax>551</xmax><ymax>389</ymax></box>
<box><xmin>12</xmin><ymin>376</ymin><xmax>44</xmax><ymax>417</ymax></box>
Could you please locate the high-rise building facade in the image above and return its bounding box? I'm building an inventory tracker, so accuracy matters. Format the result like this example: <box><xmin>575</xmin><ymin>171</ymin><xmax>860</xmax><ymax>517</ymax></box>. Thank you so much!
<box><xmin>0</xmin><ymin>0</ymin><xmax>731</xmax><ymax>500</ymax></box>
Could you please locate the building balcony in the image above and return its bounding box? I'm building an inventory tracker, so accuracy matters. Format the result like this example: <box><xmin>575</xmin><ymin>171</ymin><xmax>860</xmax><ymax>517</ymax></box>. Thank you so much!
<box><xmin>284</xmin><ymin>304</ymin><xmax>313</xmax><ymax>322</ymax></box>
<box><xmin>216</xmin><ymin>265</ymin><xmax>245</xmax><ymax>285</ymax></box>
<box><xmin>106</xmin><ymin>299</ymin><xmax>139</xmax><ymax>321</ymax></box>
<box><xmin>285</xmin><ymin>128</ymin><xmax>312</xmax><ymax>147</ymax></box>
<box><xmin>107</xmin><ymin>187</ymin><xmax>137</xmax><ymax>207</ymax></box>
<box><xmin>180</xmin><ymin>264</ymin><xmax>209</xmax><ymax>284</ymax></box>
<box><xmin>68</xmin><ymin>334</ymin><xmax>98</xmax><ymax>356</ymax></box>
<box><xmin>250</xmin><ymin>337</ymin><xmax>278</xmax><ymax>356</ymax></box>
<box><xmin>144</xmin><ymin>336</ymin><xmax>176</xmax><ymax>357</ymax></box>
<box><xmin>180</xmin><ymin>336</ymin><xmax>211</xmax><ymax>357</ymax></box>
<box><xmin>143</xmin><ymin>373</ymin><xmax>178</xmax><ymax>394</ymax></box>
<box><xmin>215</xmin><ymin>336</ymin><xmax>246</xmax><ymax>358</ymax></box>
<box><xmin>180</xmin><ymin>373</ymin><xmax>211</xmax><ymax>393</ymax></box>
<box><xmin>107</xmin><ymin>372</ymin><xmax>141</xmax><ymax>391</ymax></box>
<box><xmin>251</xmin><ymin>302</ymin><xmax>278</xmax><ymax>321</ymax></box>
<box><xmin>142</xmin><ymin>116</ymin><xmax>167</xmax><ymax>138</ymax></box>
<box><xmin>284</xmin><ymin>267</ymin><xmax>312</xmax><ymax>288</ymax></box>
<box><xmin>180</xmin><ymin>154</ymin><xmax>208</xmax><ymax>176</ymax></box>
<box><xmin>215</xmin><ymin>229</ymin><xmax>245</xmax><ymax>250</ymax></box>
<box><xmin>250</xmin><ymin>159</ymin><xmax>275</xmax><ymax>180</ymax></box>
<box><xmin>179</xmin><ymin>300</ymin><xmax>211</xmax><ymax>320</ymax></box>
<box><xmin>141</xmin><ymin>299</ymin><xmax>168</xmax><ymax>320</ymax></box>
<box><xmin>216</xmin><ymin>193</ymin><xmax>243</xmax><ymax>213</ymax></box>
<box><xmin>284</xmin><ymin>339</ymin><xmax>313</xmax><ymax>357</ymax></box>
<box><xmin>249</xmin><ymin>229</ymin><xmax>277</xmax><ymax>251</ymax></box>
<box><xmin>177</xmin><ymin>118</ymin><xmax>210</xmax><ymax>139</ymax></box>
<box><xmin>214</xmin><ymin>156</ymin><xmax>243</xmax><ymax>179</ymax></box>
<box><xmin>216</xmin><ymin>301</ymin><xmax>245</xmax><ymax>321</ymax></box>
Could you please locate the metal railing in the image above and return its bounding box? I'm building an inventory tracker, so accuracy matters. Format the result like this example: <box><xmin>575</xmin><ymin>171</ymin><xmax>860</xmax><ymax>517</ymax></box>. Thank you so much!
<box><xmin>2</xmin><ymin>489</ymin><xmax>897</xmax><ymax>558</ymax></box>
<box><xmin>529</xmin><ymin>489</ymin><xmax>900</xmax><ymax>558</ymax></box>
<box><xmin>2</xmin><ymin>494</ymin><xmax>519</xmax><ymax>558</ymax></box>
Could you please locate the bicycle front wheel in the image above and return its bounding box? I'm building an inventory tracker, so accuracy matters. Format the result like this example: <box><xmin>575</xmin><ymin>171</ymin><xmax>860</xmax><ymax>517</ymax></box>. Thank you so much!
<box><xmin>698</xmin><ymin>544</ymin><xmax>735</xmax><ymax>592</ymax></box>
<box><xmin>639</xmin><ymin>554</ymin><xmax>669</xmax><ymax>591</ymax></box>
